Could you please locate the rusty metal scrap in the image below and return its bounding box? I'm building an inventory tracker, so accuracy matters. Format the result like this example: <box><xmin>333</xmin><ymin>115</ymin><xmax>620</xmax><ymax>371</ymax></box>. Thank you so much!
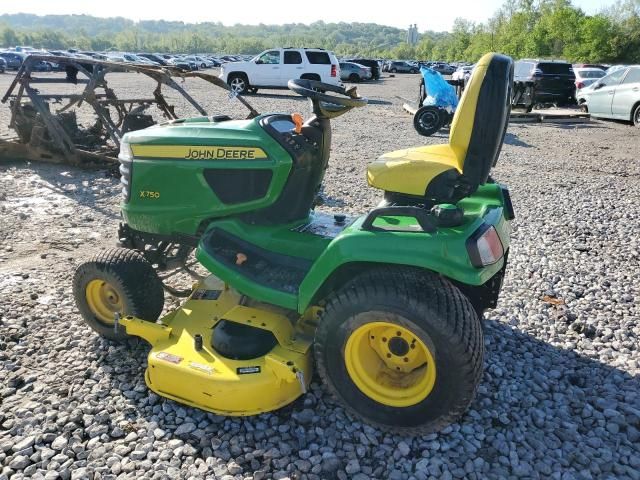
<box><xmin>0</xmin><ymin>55</ymin><xmax>258</xmax><ymax>166</ymax></box>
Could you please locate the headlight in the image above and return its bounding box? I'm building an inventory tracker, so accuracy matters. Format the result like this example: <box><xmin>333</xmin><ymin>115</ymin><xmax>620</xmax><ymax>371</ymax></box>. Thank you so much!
<box><xmin>118</xmin><ymin>141</ymin><xmax>133</xmax><ymax>161</ymax></box>
<box><xmin>467</xmin><ymin>225</ymin><xmax>504</xmax><ymax>268</ymax></box>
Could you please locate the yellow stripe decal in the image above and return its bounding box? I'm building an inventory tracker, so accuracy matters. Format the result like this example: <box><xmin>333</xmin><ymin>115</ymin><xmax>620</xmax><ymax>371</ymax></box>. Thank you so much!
<box><xmin>131</xmin><ymin>145</ymin><xmax>268</xmax><ymax>160</ymax></box>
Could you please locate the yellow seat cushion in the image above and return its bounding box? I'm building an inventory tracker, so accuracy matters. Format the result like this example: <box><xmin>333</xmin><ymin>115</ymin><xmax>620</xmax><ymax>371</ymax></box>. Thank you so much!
<box><xmin>367</xmin><ymin>52</ymin><xmax>500</xmax><ymax>198</ymax></box>
<box><xmin>367</xmin><ymin>144</ymin><xmax>463</xmax><ymax>197</ymax></box>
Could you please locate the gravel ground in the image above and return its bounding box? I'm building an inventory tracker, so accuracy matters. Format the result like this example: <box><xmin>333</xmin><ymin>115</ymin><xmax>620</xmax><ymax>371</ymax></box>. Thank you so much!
<box><xmin>0</xmin><ymin>70</ymin><xmax>639</xmax><ymax>480</ymax></box>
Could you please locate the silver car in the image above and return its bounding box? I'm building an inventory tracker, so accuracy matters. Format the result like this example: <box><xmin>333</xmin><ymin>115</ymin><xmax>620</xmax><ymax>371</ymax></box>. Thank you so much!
<box><xmin>339</xmin><ymin>62</ymin><xmax>372</xmax><ymax>82</ymax></box>
<box><xmin>578</xmin><ymin>66</ymin><xmax>640</xmax><ymax>126</ymax></box>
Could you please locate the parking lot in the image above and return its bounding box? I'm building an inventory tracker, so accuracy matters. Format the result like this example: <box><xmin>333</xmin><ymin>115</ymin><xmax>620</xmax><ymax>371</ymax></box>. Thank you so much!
<box><xmin>1</xmin><ymin>70</ymin><xmax>639</xmax><ymax>479</ymax></box>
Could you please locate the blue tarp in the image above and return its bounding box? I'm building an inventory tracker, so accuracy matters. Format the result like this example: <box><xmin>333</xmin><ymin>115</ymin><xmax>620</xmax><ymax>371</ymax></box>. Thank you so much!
<box><xmin>419</xmin><ymin>67</ymin><xmax>458</xmax><ymax>113</ymax></box>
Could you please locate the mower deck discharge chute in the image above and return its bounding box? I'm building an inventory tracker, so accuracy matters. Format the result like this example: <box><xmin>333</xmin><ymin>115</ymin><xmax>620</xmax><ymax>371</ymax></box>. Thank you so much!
<box><xmin>73</xmin><ymin>53</ymin><xmax>515</xmax><ymax>434</ymax></box>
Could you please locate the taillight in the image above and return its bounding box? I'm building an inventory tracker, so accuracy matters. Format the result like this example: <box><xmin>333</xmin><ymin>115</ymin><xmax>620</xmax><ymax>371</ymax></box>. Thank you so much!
<box><xmin>331</xmin><ymin>64</ymin><xmax>337</xmax><ymax>77</ymax></box>
<box><xmin>576</xmin><ymin>81</ymin><xmax>584</xmax><ymax>89</ymax></box>
<box><xmin>467</xmin><ymin>225</ymin><xmax>504</xmax><ymax>268</ymax></box>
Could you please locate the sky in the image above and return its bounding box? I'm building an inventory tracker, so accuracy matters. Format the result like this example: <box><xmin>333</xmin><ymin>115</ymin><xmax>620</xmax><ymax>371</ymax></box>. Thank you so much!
<box><xmin>1</xmin><ymin>0</ymin><xmax>620</xmax><ymax>31</ymax></box>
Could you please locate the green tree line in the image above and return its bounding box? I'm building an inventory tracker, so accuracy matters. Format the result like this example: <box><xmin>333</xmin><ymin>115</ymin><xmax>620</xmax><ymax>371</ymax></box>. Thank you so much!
<box><xmin>1</xmin><ymin>0</ymin><xmax>639</xmax><ymax>63</ymax></box>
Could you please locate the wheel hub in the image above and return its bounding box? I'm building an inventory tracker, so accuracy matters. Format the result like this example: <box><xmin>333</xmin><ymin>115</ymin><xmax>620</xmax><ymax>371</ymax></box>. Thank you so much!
<box><xmin>85</xmin><ymin>279</ymin><xmax>123</xmax><ymax>324</ymax></box>
<box><xmin>388</xmin><ymin>336</ymin><xmax>410</xmax><ymax>356</ymax></box>
<box><xmin>419</xmin><ymin>111</ymin><xmax>438</xmax><ymax>127</ymax></box>
<box><xmin>344</xmin><ymin>320</ymin><xmax>437</xmax><ymax>407</ymax></box>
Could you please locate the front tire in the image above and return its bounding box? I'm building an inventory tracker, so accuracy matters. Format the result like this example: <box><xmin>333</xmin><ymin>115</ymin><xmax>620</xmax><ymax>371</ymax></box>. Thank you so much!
<box><xmin>73</xmin><ymin>248</ymin><xmax>165</xmax><ymax>341</ymax></box>
<box><xmin>633</xmin><ymin>104</ymin><xmax>640</xmax><ymax>127</ymax></box>
<box><xmin>314</xmin><ymin>268</ymin><xmax>483</xmax><ymax>434</ymax></box>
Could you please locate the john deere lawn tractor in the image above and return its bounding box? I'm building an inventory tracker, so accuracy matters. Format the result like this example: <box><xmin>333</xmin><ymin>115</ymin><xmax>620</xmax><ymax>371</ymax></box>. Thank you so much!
<box><xmin>73</xmin><ymin>53</ymin><xmax>515</xmax><ymax>434</ymax></box>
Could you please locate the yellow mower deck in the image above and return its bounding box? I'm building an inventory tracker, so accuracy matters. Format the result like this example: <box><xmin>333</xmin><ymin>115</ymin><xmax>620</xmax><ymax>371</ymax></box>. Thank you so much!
<box><xmin>119</xmin><ymin>276</ymin><xmax>313</xmax><ymax>416</ymax></box>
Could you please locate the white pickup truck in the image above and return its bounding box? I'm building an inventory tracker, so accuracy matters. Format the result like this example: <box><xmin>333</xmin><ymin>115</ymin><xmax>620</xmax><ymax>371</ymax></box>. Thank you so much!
<box><xmin>219</xmin><ymin>48</ymin><xmax>342</xmax><ymax>94</ymax></box>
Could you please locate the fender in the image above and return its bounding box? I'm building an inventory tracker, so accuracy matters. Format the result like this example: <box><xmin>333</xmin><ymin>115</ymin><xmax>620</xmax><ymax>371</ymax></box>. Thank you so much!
<box><xmin>297</xmin><ymin>197</ymin><xmax>510</xmax><ymax>313</ymax></box>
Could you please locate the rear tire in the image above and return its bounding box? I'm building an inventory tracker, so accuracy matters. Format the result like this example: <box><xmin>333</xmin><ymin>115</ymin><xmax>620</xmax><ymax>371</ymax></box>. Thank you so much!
<box><xmin>73</xmin><ymin>248</ymin><xmax>165</xmax><ymax>341</ymax></box>
<box><xmin>314</xmin><ymin>268</ymin><xmax>483</xmax><ymax>434</ymax></box>
<box><xmin>413</xmin><ymin>106</ymin><xmax>445</xmax><ymax>136</ymax></box>
<box><xmin>227</xmin><ymin>74</ymin><xmax>249</xmax><ymax>94</ymax></box>
<box><xmin>633</xmin><ymin>104</ymin><xmax>640</xmax><ymax>127</ymax></box>
<box><xmin>348</xmin><ymin>73</ymin><xmax>360</xmax><ymax>83</ymax></box>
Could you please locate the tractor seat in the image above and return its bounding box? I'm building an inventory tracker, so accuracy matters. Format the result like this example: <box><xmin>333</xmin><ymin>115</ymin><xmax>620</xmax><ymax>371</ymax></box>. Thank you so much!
<box><xmin>368</xmin><ymin>53</ymin><xmax>513</xmax><ymax>204</ymax></box>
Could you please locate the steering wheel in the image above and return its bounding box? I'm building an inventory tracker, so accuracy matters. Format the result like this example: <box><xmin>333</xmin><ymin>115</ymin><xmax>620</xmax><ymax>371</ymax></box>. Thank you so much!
<box><xmin>288</xmin><ymin>79</ymin><xmax>367</xmax><ymax>118</ymax></box>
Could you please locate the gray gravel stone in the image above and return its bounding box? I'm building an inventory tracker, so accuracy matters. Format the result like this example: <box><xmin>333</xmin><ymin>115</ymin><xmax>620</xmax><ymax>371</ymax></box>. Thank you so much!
<box><xmin>9</xmin><ymin>454</ymin><xmax>30</xmax><ymax>470</ymax></box>
<box><xmin>345</xmin><ymin>459</ymin><xmax>361</xmax><ymax>474</ymax></box>
<box><xmin>51</xmin><ymin>436</ymin><xmax>67</xmax><ymax>451</ymax></box>
<box><xmin>12</xmin><ymin>436</ymin><xmax>35</xmax><ymax>452</ymax></box>
<box><xmin>174</xmin><ymin>423</ymin><xmax>196</xmax><ymax>435</ymax></box>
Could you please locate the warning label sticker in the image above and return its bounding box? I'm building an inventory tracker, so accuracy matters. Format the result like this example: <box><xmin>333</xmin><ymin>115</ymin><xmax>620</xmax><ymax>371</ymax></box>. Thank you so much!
<box><xmin>237</xmin><ymin>366</ymin><xmax>261</xmax><ymax>375</ymax></box>
<box><xmin>191</xmin><ymin>289</ymin><xmax>222</xmax><ymax>300</ymax></box>
<box><xmin>154</xmin><ymin>352</ymin><xmax>183</xmax><ymax>364</ymax></box>
<box><xmin>189</xmin><ymin>362</ymin><xmax>214</xmax><ymax>375</ymax></box>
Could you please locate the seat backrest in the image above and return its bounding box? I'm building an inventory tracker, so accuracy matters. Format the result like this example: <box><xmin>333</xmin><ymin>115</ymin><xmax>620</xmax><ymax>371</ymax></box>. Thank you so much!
<box><xmin>449</xmin><ymin>53</ymin><xmax>513</xmax><ymax>187</ymax></box>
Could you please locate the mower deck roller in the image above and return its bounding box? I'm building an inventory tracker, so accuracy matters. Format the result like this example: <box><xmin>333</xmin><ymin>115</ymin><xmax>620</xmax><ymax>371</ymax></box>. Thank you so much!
<box><xmin>120</xmin><ymin>276</ymin><xmax>313</xmax><ymax>415</ymax></box>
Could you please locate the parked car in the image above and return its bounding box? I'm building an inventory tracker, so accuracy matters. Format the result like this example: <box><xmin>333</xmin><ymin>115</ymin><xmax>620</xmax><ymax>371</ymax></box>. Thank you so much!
<box><xmin>170</xmin><ymin>57</ymin><xmax>197</xmax><ymax>71</ymax></box>
<box><xmin>345</xmin><ymin>58</ymin><xmax>380</xmax><ymax>80</ymax></box>
<box><xmin>0</xmin><ymin>51</ymin><xmax>25</xmax><ymax>70</ymax></box>
<box><xmin>0</xmin><ymin>57</ymin><xmax>6</xmax><ymax>73</ymax></box>
<box><xmin>219</xmin><ymin>47</ymin><xmax>342</xmax><ymax>94</ymax></box>
<box><xmin>577</xmin><ymin>66</ymin><xmax>640</xmax><ymax>126</ymax></box>
<box><xmin>574</xmin><ymin>67</ymin><xmax>606</xmax><ymax>90</ymax></box>
<box><xmin>430</xmin><ymin>63</ymin><xmax>456</xmax><ymax>75</ymax></box>
<box><xmin>573</xmin><ymin>63</ymin><xmax>608</xmax><ymax>71</ymax></box>
<box><xmin>606</xmin><ymin>65</ymin><xmax>627</xmax><ymax>75</ymax></box>
<box><xmin>182</xmin><ymin>55</ymin><xmax>207</xmax><ymax>69</ymax></box>
<box><xmin>121</xmin><ymin>53</ymin><xmax>158</xmax><ymax>66</ymax></box>
<box><xmin>339</xmin><ymin>62</ymin><xmax>371</xmax><ymax>82</ymax></box>
<box><xmin>137</xmin><ymin>53</ymin><xmax>171</xmax><ymax>66</ymax></box>
<box><xmin>386</xmin><ymin>61</ymin><xmax>418</xmax><ymax>74</ymax></box>
<box><xmin>452</xmin><ymin>65</ymin><xmax>474</xmax><ymax>82</ymax></box>
<box><xmin>195</xmin><ymin>56</ymin><xmax>216</xmax><ymax>69</ymax></box>
<box><xmin>106</xmin><ymin>54</ymin><xmax>127</xmax><ymax>63</ymax></box>
<box><xmin>31</xmin><ymin>60</ymin><xmax>54</xmax><ymax>72</ymax></box>
<box><xmin>514</xmin><ymin>59</ymin><xmax>576</xmax><ymax>106</ymax></box>
<box><xmin>205</xmin><ymin>56</ymin><xmax>222</xmax><ymax>67</ymax></box>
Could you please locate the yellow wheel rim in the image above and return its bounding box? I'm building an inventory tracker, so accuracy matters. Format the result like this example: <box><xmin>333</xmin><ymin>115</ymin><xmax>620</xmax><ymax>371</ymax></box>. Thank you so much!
<box><xmin>344</xmin><ymin>321</ymin><xmax>436</xmax><ymax>407</ymax></box>
<box><xmin>85</xmin><ymin>279</ymin><xmax>124</xmax><ymax>324</ymax></box>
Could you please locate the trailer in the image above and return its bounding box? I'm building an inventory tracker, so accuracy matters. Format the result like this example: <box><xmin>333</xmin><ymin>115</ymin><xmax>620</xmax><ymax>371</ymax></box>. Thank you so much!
<box><xmin>0</xmin><ymin>55</ymin><xmax>257</xmax><ymax>167</ymax></box>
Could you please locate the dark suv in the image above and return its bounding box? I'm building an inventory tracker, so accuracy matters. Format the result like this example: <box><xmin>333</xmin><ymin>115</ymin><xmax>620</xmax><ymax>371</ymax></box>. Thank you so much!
<box><xmin>514</xmin><ymin>59</ymin><xmax>576</xmax><ymax>105</ymax></box>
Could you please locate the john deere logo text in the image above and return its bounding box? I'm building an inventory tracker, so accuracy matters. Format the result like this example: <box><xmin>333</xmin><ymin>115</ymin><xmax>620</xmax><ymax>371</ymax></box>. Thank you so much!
<box><xmin>130</xmin><ymin>145</ymin><xmax>267</xmax><ymax>160</ymax></box>
<box><xmin>185</xmin><ymin>147</ymin><xmax>260</xmax><ymax>160</ymax></box>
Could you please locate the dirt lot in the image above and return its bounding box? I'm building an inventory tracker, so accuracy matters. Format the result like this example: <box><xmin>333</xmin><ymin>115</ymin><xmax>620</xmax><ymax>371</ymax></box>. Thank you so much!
<box><xmin>0</xmin><ymin>70</ymin><xmax>639</xmax><ymax>480</ymax></box>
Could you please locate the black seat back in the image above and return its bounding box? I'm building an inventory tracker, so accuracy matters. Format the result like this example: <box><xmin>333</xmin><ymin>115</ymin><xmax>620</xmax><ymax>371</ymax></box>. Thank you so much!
<box><xmin>449</xmin><ymin>53</ymin><xmax>513</xmax><ymax>188</ymax></box>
